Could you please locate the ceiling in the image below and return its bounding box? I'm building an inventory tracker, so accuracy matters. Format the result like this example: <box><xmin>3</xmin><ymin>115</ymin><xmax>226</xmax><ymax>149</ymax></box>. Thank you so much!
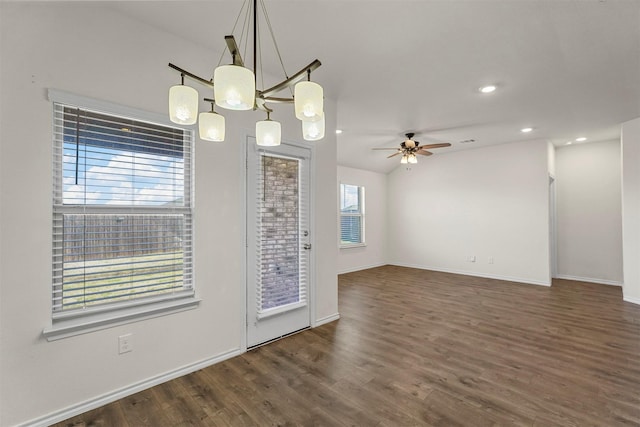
<box><xmin>111</xmin><ymin>1</ymin><xmax>640</xmax><ymax>174</ymax></box>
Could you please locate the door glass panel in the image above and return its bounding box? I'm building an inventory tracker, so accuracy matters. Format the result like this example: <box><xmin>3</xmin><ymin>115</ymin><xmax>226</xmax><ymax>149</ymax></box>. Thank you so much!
<box><xmin>258</xmin><ymin>155</ymin><xmax>303</xmax><ymax>312</ymax></box>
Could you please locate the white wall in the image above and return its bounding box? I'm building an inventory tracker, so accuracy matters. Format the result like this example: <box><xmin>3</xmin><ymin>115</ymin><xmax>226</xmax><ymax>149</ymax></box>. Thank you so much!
<box><xmin>337</xmin><ymin>166</ymin><xmax>387</xmax><ymax>273</ymax></box>
<box><xmin>622</xmin><ymin>117</ymin><xmax>640</xmax><ymax>305</ymax></box>
<box><xmin>555</xmin><ymin>141</ymin><xmax>623</xmax><ymax>285</ymax></box>
<box><xmin>0</xmin><ymin>3</ymin><xmax>337</xmax><ymax>426</ymax></box>
<box><xmin>387</xmin><ymin>139</ymin><xmax>551</xmax><ymax>285</ymax></box>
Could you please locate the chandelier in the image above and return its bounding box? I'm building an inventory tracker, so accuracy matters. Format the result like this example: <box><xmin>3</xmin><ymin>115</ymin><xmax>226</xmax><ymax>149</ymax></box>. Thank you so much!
<box><xmin>167</xmin><ymin>0</ymin><xmax>324</xmax><ymax>146</ymax></box>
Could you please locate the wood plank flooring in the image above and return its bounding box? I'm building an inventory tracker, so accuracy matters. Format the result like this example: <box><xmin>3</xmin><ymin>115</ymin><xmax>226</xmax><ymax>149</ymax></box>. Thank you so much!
<box><xmin>55</xmin><ymin>266</ymin><xmax>640</xmax><ymax>426</ymax></box>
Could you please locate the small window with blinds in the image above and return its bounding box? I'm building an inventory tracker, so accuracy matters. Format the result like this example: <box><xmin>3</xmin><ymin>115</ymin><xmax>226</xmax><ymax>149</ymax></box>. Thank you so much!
<box><xmin>51</xmin><ymin>99</ymin><xmax>195</xmax><ymax>325</ymax></box>
<box><xmin>340</xmin><ymin>183</ymin><xmax>365</xmax><ymax>247</ymax></box>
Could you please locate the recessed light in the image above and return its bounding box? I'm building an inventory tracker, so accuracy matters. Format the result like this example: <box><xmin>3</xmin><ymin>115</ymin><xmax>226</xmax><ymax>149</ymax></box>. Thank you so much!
<box><xmin>566</xmin><ymin>141</ymin><xmax>573</xmax><ymax>145</ymax></box>
<box><xmin>335</xmin><ymin>129</ymin><xmax>343</xmax><ymax>135</ymax></box>
<box><xmin>479</xmin><ymin>85</ymin><xmax>496</xmax><ymax>93</ymax></box>
<box><xmin>521</xmin><ymin>127</ymin><xmax>533</xmax><ymax>133</ymax></box>
<box><xmin>576</xmin><ymin>137</ymin><xmax>587</xmax><ymax>142</ymax></box>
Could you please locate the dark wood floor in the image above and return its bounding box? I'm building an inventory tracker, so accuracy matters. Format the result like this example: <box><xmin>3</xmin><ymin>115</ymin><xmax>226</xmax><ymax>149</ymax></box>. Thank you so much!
<box><xmin>55</xmin><ymin>266</ymin><xmax>640</xmax><ymax>426</ymax></box>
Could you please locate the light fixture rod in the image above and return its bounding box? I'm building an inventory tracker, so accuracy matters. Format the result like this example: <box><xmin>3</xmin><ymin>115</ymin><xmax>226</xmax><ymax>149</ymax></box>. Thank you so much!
<box><xmin>224</xmin><ymin>35</ymin><xmax>245</xmax><ymax>67</ymax></box>
<box><xmin>253</xmin><ymin>0</ymin><xmax>257</xmax><ymax>79</ymax></box>
<box><xmin>259</xmin><ymin>59</ymin><xmax>321</xmax><ymax>98</ymax></box>
<box><xmin>169</xmin><ymin>60</ymin><xmax>321</xmax><ymax>105</ymax></box>
<box><xmin>168</xmin><ymin>63</ymin><xmax>213</xmax><ymax>88</ymax></box>
<box><xmin>262</xmin><ymin>97</ymin><xmax>294</xmax><ymax>104</ymax></box>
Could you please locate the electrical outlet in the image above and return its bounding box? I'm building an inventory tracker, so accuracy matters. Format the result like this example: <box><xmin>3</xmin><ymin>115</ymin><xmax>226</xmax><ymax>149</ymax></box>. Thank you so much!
<box><xmin>488</xmin><ymin>256</ymin><xmax>494</xmax><ymax>264</ymax></box>
<box><xmin>118</xmin><ymin>333</ymin><xmax>133</xmax><ymax>354</ymax></box>
<box><xmin>467</xmin><ymin>255</ymin><xmax>476</xmax><ymax>262</ymax></box>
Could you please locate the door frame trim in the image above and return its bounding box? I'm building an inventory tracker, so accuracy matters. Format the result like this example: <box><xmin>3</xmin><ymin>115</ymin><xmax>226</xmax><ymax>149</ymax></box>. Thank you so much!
<box><xmin>241</xmin><ymin>134</ymin><xmax>317</xmax><ymax>351</ymax></box>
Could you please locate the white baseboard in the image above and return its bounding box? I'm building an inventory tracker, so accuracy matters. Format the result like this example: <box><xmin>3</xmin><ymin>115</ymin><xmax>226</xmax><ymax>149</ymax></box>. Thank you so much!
<box><xmin>314</xmin><ymin>312</ymin><xmax>340</xmax><ymax>327</ymax></box>
<box><xmin>388</xmin><ymin>262</ymin><xmax>551</xmax><ymax>287</ymax></box>
<box><xmin>21</xmin><ymin>312</ymin><xmax>342</xmax><ymax>427</ymax></box>
<box><xmin>20</xmin><ymin>348</ymin><xmax>243</xmax><ymax>427</ymax></box>
<box><xmin>554</xmin><ymin>274</ymin><xmax>623</xmax><ymax>287</ymax></box>
<box><xmin>338</xmin><ymin>263</ymin><xmax>387</xmax><ymax>275</ymax></box>
<box><xmin>623</xmin><ymin>295</ymin><xmax>640</xmax><ymax>306</ymax></box>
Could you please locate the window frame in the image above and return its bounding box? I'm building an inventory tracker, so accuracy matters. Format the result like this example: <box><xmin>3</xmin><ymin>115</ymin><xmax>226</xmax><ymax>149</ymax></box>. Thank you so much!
<box><xmin>339</xmin><ymin>183</ymin><xmax>366</xmax><ymax>248</ymax></box>
<box><xmin>43</xmin><ymin>89</ymin><xmax>200</xmax><ymax>341</ymax></box>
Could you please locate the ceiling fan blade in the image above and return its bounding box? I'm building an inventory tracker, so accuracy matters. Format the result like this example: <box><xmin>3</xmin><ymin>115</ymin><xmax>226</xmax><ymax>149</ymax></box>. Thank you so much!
<box><xmin>417</xmin><ymin>150</ymin><xmax>433</xmax><ymax>156</ymax></box>
<box><xmin>417</xmin><ymin>143</ymin><xmax>451</xmax><ymax>149</ymax></box>
<box><xmin>387</xmin><ymin>152</ymin><xmax>402</xmax><ymax>158</ymax></box>
<box><xmin>372</xmin><ymin>147</ymin><xmax>402</xmax><ymax>150</ymax></box>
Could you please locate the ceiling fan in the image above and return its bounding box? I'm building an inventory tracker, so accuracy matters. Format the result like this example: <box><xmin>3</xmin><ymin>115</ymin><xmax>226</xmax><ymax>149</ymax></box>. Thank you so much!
<box><xmin>373</xmin><ymin>132</ymin><xmax>451</xmax><ymax>164</ymax></box>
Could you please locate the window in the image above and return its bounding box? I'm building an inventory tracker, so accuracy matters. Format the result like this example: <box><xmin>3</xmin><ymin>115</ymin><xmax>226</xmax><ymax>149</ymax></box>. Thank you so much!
<box><xmin>340</xmin><ymin>183</ymin><xmax>365</xmax><ymax>247</ymax></box>
<box><xmin>46</xmin><ymin>91</ymin><xmax>197</xmax><ymax>339</ymax></box>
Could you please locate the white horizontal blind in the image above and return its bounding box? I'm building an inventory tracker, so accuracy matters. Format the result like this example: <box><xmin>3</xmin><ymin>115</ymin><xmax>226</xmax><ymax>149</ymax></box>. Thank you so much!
<box><xmin>52</xmin><ymin>103</ymin><xmax>194</xmax><ymax>313</ymax></box>
<box><xmin>254</xmin><ymin>152</ymin><xmax>308</xmax><ymax>314</ymax></box>
<box><xmin>340</xmin><ymin>215</ymin><xmax>362</xmax><ymax>243</ymax></box>
<box><xmin>340</xmin><ymin>184</ymin><xmax>364</xmax><ymax>245</ymax></box>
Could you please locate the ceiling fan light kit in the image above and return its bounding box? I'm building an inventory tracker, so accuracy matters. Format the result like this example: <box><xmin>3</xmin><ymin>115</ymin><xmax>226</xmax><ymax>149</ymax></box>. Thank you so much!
<box><xmin>403</xmin><ymin>138</ymin><xmax>416</xmax><ymax>149</ymax></box>
<box><xmin>167</xmin><ymin>0</ymin><xmax>324</xmax><ymax>146</ymax></box>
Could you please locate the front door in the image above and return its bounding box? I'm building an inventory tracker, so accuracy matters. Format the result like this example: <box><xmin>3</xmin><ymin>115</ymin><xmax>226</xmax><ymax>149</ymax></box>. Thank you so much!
<box><xmin>246</xmin><ymin>137</ymin><xmax>311</xmax><ymax>347</ymax></box>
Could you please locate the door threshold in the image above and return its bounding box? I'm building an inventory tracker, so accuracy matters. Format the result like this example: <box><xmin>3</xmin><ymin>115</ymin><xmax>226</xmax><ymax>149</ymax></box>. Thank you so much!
<box><xmin>247</xmin><ymin>326</ymin><xmax>310</xmax><ymax>351</ymax></box>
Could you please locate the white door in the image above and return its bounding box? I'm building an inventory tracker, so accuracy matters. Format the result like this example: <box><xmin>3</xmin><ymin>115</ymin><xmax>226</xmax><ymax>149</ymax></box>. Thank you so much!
<box><xmin>246</xmin><ymin>137</ymin><xmax>312</xmax><ymax>347</ymax></box>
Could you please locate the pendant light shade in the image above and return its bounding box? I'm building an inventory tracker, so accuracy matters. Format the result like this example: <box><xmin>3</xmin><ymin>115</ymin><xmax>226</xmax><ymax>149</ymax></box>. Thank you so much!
<box><xmin>408</xmin><ymin>153</ymin><xmax>418</xmax><ymax>164</ymax></box>
<box><xmin>400</xmin><ymin>155</ymin><xmax>409</xmax><ymax>164</ymax></box>
<box><xmin>169</xmin><ymin>84</ymin><xmax>199</xmax><ymax>125</ymax></box>
<box><xmin>256</xmin><ymin>119</ymin><xmax>281</xmax><ymax>146</ymax></box>
<box><xmin>214</xmin><ymin>65</ymin><xmax>255</xmax><ymax>111</ymax></box>
<box><xmin>294</xmin><ymin>81</ymin><xmax>323</xmax><ymax>121</ymax></box>
<box><xmin>302</xmin><ymin>113</ymin><xmax>325</xmax><ymax>141</ymax></box>
<box><xmin>198</xmin><ymin>111</ymin><xmax>225</xmax><ymax>142</ymax></box>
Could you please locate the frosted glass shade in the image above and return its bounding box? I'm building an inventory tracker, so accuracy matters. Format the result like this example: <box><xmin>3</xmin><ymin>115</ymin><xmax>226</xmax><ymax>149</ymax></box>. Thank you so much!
<box><xmin>400</xmin><ymin>155</ymin><xmax>408</xmax><ymax>164</ymax></box>
<box><xmin>169</xmin><ymin>85</ymin><xmax>198</xmax><ymax>125</ymax></box>
<box><xmin>256</xmin><ymin>120</ymin><xmax>281</xmax><ymax>146</ymax></box>
<box><xmin>294</xmin><ymin>81</ymin><xmax>323</xmax><ymax>121</ymax></box>
<box><xmin>408</xmin><ymin>154</ymin><xmax>418</xmax><ymax>164</ymax></box>
<box><xmin>214</xmin><ymin>65</ymin><xmax>255</xmax><ymax>111</ymax></box>
<box><xmin>198</xmin><ymin>111</ymin><xmax>225</xmax><ymax>142</ymax></box>
<box><xmin>302</xmin><ymin>113</ymin><xmax>325</xmax><ymax>141</ymax></box>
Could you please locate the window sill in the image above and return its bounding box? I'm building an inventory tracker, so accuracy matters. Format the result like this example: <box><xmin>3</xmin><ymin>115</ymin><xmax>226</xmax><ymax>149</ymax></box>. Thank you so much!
<box><xmin>340</xmin><ymin>243</ymin><xmax>367</xmax><ymax>249</ymax></box>
<box><xmin>42</xmin><ymin>296</ymin><xmax>201</xmax><ymax>341</ymax></box>
<box><xmin>257</xmin><ymin>301</ymin><xmax>307</xmax><ymax>320</ymax></box>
